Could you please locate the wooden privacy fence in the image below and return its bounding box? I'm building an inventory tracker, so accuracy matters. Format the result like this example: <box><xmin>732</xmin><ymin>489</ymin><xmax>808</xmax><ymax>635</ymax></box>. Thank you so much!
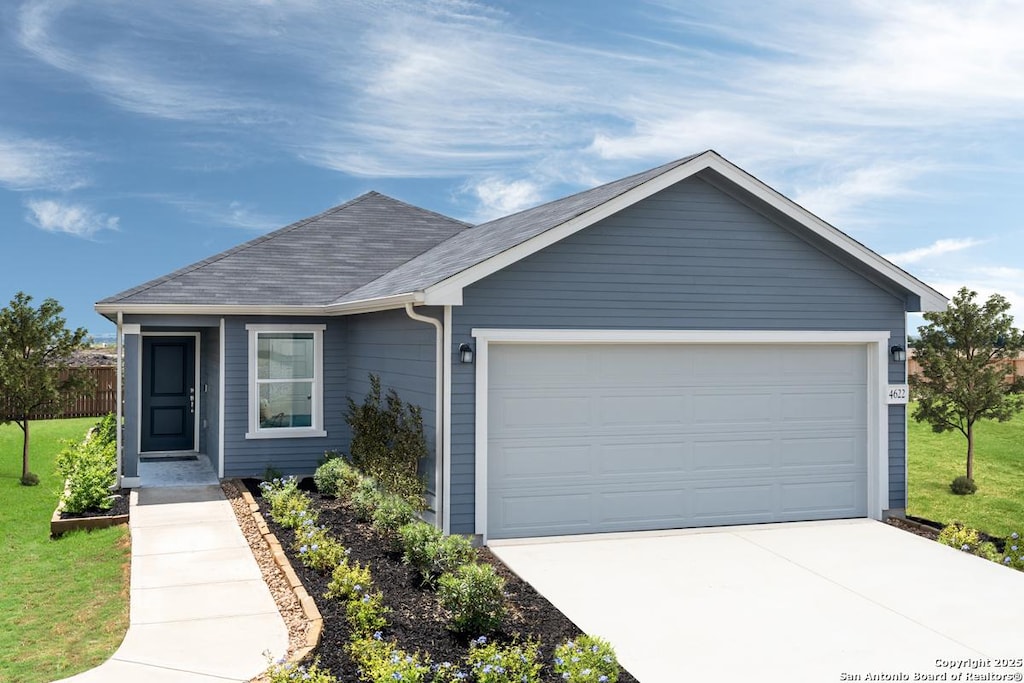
<box><xmin>908</xmin><ymin>354</ymin><xmax>1024</xmax><ymax>379</ymax></box>
<box><xmin>1</xmin><ymin>366</ymin><xmax>117</xmax><ymax>420</ymax></box>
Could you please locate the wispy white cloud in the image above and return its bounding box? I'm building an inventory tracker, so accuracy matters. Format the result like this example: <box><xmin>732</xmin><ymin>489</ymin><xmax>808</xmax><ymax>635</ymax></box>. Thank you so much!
<box><xmin>885</xmin><ymin>238</ymin><xmax>985</xmax><ymax>266</ymax></box>
<box><xmin>465</xmin><ymin>177</ymin><xmax>543</xmax><ymax>221</ymax></box>
<box><xmin>25</xmin><ymin>199</ymin><xmax>118</xmax><ymax>238</ymax></box>
<box><xmin>0</xmin><ymin>134</ymin><xmax>86</xmax><ymax>191</ymax></box>
<box><xmin>791</xmin><ymin>163</ymin><xmax>927</xmax><ymax>224</ymax></box>
<box><xmin>164</xmin><ymin>197</ymin><xmax>282</xmax><ymax>231</ymax></box>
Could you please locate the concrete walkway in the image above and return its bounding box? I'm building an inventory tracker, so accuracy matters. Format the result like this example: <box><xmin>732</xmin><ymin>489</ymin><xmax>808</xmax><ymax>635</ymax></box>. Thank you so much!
<box><xmin>492</xmin><ymin>519</ymin><xmax>1024</xmax><ymax>683</ymax></box>
<box><xmin>59</xmin><ymin>466</ymin><xmax>288</xmax><ymax>682</ymax></box>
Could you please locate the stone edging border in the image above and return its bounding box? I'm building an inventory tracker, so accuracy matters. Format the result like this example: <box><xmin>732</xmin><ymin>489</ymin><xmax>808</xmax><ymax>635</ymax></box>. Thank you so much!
<box><xmin>234</xmin><ymin>480</ymin><xmax>323</xmax><ymax>662</ymax></box>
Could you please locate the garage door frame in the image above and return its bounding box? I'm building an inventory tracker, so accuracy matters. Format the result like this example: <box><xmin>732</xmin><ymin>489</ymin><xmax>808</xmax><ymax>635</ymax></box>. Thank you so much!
<box><xmin>471</xmin><ymin>328</ymin><xmax>891</xmax><ymax>542</ymax></box>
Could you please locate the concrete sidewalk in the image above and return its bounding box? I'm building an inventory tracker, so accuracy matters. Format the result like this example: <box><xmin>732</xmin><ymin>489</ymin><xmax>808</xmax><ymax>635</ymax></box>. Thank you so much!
<box><xmin>58</xmin><ymin>484</ymin><xmax>288</xmax><ymax>682</ymax></box>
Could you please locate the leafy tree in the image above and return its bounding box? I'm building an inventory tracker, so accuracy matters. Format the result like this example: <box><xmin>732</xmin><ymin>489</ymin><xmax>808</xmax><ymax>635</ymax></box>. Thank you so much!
<box><xmin>0</xmin><ymin>292</ymin><xmax>92</xmax><ymax>485</ymax></box>
<box><xmin>911</xmin><ymin>287</ymin><xmax>1024</xmax><ymax>484</ymax></box>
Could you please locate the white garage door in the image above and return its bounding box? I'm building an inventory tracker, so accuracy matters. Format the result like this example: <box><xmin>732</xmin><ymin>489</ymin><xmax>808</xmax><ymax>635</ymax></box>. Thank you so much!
<box><xmin>487</xmin><ymin>343</ymin><xmax>868</xmax><ymax>539</ymax></box>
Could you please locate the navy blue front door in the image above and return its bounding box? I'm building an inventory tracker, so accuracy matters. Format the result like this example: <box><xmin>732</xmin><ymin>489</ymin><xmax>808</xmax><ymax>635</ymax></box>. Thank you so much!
<box><xmin>141</xmin><ymin>336</ymin><xmax>196</xmax><ymax>452</ymax></box>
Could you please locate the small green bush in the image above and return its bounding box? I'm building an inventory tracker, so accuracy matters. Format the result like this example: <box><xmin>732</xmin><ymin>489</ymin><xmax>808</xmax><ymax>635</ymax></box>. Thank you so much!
<box><xmin>938</xmin><ymin>521</ymin><xmax>985</xmax><ymax>555</ymax></box>
<box><xmin>314</xmin><ymin>455</ymin><xmax>362</xmax><ymax>499</ymax></box>
<box><xmin>430</xmin><ymin>660</ymin><xmax>470</xmax><ymax>683</ymax></box>
<box><xmin>325</xmin><ymin>557</ymin><xmax>373</xmax><ymax>603</ymax></box>
<box><xmin>20</xmin><ymin>472</ymin><xmax>40</xmax><ymax>486</ymax></box>
<box><xmin>467</xmin><ymin>636</ymin><xmax>542</xmax><ymax>683</ymax></box>
<box><xmin>399</xmin><ymin>521</ymin><xmax>443</xmax><ymax>578</ymax></box>
<box><xmin>372</xmin><ymin>494</ymin><xmax>416</xmax><ymax>549</ymax></box>
<box><xmin>351</xmin><ymin>477</ymin><xmax>384</xmax><ymax>522</ymax></box>
<box><xmin>346</xmin><ymin>590</ymin><xmax>390</xmax><ymax>638</ymax></box>
<box><xmin>293</xmin><ymin>519</ymin><xmax>347</xmax><ymax>572</ymax></box>
<box><xmin>553</xmin><ymin>635</ymin><xmax>621</xmax><ymax>683</ymax></box>
<box><xmin>426</xmin><ymin>534</ymin><xmax>476</xmax><ymax>584</ymax></box>
<box><xmin>438</xmin><ymin>563</ymin><xmax>506</xmax><ymax>635</ymax></box>
<box><xmin>950</xmin><ymin>475</ymin><xmax>977</xmax><ymax>495</ymax></box>
<box><xmin>346</xmin><ymin>374</ymin><xmax>427</xmax><ymax>508</ymax></box>
<box><xmin>977</xmin><ymin>541</ymin><xmax>1001</xmax><ymax>562</ymax></box>
<box><xmin>92</xmin><ymin>413</ymin><xmax>117</xmax><ymax>447</ymax></box>
<box><xmin>56</xmin><ymin>432</ymin><xmax>117</xmax><ymax>513</ymax></box>
<box><xmin>1002</xmin><ymin>531</ymin><xmax>1024</xmax><ymax>571</ymax></box>
<box><xmin>264</xmin><ymin>656</ymin><xmax>337</xmax><ymax>683</ymax></box>
<box><xmin>275</xmin><ymin>493</ymin><xmax>318</xmax><ymax>530</ymax></box>
<box><xmin>348</xmin><ymin>634</ymin><xmax>431</xmax><ymax>683</ymax></box>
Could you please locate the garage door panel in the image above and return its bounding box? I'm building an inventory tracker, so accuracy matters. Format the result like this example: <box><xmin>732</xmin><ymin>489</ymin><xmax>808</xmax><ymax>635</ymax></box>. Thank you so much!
<box><xmin>494</xmin><ymin>444</ymin><xmax>594</xmax><ymax>479</ymax></box>
<box><xmin>691</xmin><ymin>438</ymin><xmax>776</xmax><ymax>471</ymax></box>
<box><xmin>779</xmin><ymin>435</ymin><xmax>862</xmax><ymax>467</ymax></box>
<box><xmin>599</xmin><ymin>394</ymin><xmax>687</xmax><ymax>425</ymax></box>
<box><xmin>691</xmin><ymin>483</ymin><xmax>774</xmax><ymax>520</ymax></box>
<box><xmin>487</xmin><ymin>342</ymin><xmax>869</xmax><ymax>539</ymax></box>
<box><xmin>692</xmin><ymin>392</ymin><xmax>775</xmax><ymax>423</ymax></box>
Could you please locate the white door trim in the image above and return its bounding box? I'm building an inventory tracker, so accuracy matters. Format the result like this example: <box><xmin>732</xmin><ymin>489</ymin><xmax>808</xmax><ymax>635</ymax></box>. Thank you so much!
<box><xmin>470</xmin><ymin>328</ymin><xmax>891</xmax><ymax>542</ymax></box>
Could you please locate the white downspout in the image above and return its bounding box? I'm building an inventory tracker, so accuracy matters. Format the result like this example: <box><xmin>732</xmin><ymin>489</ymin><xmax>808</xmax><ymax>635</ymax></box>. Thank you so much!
<box><xmin>404</xmin><ymin>303</ymin><xmax>444</xmax><ymax>528</ymax></box>
<box><xmin>115</xmin><ymin>311</ymin><xmax>123</xmax><ymax>489</ymax></box>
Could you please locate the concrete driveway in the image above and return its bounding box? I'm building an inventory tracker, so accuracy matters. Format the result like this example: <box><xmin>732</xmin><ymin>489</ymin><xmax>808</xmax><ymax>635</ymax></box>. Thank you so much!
<box><xmin>490</xmin><ymin>519</ymin><xmax>1024</xmax><ymax>683</ymax></box>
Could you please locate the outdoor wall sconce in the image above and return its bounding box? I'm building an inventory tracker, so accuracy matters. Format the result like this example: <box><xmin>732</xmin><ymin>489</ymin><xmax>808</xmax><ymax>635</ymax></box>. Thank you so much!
<box><xmin>459</xmin><ymin>343</ymin><xmax>475</xmax><ymax>364</ymax></box>
<box><xmin>890</xmin><ymin>345</ymin><xmax>907</xmax><ymax>362</ymax></box>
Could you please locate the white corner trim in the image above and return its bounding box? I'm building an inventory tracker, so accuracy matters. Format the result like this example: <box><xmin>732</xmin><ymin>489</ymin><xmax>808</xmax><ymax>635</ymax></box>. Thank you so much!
<box><xmin>218</xmin><ymin>317</ymin><xmax>226</xmax><ymax>479</ymax></box>
<box><xmin>122</xmin><ymin>323</ymin><xmax>141</xmax><ymax>336</ymax></box>
<box><xmin>120</xmin><ymin>476</ymin><xmax>141</xmax><ymax>489</ymax></box>
<box><xmin>472</xmin><ymin>328</ymin><xmax>892</xmax><ymax>541</ymax></box>
<box><xmin>442</xmin><ymin>305</ymin><xmax>453</xmax><ymax>535</ymax></box>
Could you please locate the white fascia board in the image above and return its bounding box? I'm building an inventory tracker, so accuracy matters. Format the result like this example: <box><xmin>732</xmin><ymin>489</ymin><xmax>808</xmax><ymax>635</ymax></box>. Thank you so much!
<box><xmin>423</xmin><ymin>151</ymin><xmax>945</xmax><ymax>312</ymax></box>
<box><xmin>471</xmin><ymin>328</ymin><xmax>891</xmax><ymax>345</ymax></box>
<box><xmin>95</xmin><ymin>293</ymin><xmax>423</xmax><ymax>319</ymax></box>
<box><xmin>701</xmin><ymin>156</ymin><xmax>948</xmax><ymax>312</ymax></box>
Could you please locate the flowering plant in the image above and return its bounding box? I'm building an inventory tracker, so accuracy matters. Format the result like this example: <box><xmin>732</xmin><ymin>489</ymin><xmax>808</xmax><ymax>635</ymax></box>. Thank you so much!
<box><xmin>466</xmin><ymin>636</ymin><xmax>541</xmax><ymax>683</ymax></box>
<box><xmin>553</xmin><ymin>635</ymin><xmax>620</xmax><ymax>683</ymax></box>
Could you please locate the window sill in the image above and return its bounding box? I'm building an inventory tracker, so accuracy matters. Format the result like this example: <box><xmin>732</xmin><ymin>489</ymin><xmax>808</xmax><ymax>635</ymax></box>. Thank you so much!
<box><xmin>245</xmin><ymin>428</ymin><xmax>327</xmax><ymax>440</ymax></box>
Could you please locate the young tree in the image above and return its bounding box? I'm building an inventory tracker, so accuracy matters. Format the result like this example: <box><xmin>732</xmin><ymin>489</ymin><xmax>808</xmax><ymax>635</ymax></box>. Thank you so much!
<box><xmin>0</xmin><ymin>292</ymin><xmax>92</xmax><ymax>485</ymax></box>
<box><xmin>911</xmin><ymin>287</ymin><xmax>1024</xmax><ymax>486</ymax></box>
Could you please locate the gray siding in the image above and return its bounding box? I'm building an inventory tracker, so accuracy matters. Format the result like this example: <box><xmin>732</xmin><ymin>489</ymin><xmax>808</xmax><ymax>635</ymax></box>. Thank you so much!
<box><xmin>346</xmin><ymin>307</ymin><xmax>440</xmax><ymax>495</ymax></box>
<box><xmin>201</xmin><ymin>326</ymin><xmax>221</xmax><ymax>474</ymax></box>
<box><xmin>122</xmin><ymin>333</ymin><xmax>140</xmax><ymax>479</ymax></box>
<box><xmin>222</xmin><ymin>317</ymin><xmax>349</xmax><ymax>477</ymax></box>
<box><xmin>448</xmin><ymin>176</ymin><xmax>909</xmax><ymax>533</ymax></box>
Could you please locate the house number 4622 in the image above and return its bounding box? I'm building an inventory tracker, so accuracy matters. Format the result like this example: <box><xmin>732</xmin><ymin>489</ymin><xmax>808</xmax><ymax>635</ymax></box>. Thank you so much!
<box><xmin>886</xmin><ymin>385</ymin><xmax>909</xmax><ymax>404</ymax></box>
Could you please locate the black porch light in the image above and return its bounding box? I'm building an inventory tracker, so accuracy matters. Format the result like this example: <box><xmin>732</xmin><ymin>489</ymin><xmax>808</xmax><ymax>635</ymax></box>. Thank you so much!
<box><xmin>459</xmin><ymin>343</ymin><xmax>475</xmax><ymax>364</ymax></box>
<box><xmin>890</xmin><ymin>345</ymin><xmax>907</xmax><ymax>362</ymax></box>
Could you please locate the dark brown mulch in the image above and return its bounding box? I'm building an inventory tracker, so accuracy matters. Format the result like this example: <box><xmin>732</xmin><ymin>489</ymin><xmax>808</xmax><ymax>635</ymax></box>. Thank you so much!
<box><xmin>886</xmin><ymin>515</ymin><xmax>1008</xmax><ymax>551</ymax></box>
<box><xmin>243</xmin><ymin>479</ymin><xmax>638</xmax><ymax>683</ymax></box>
<box><xmin>59</xmin><ymin>489</ymin><xmax>130</xmax><ymax>519</ymax></box>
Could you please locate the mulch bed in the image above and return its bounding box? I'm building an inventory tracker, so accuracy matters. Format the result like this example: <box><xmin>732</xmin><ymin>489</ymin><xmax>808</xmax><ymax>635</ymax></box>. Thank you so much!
<box><xmin>59</xmin><ymin>489</ymin><xmax>130</xmax><ymax>519</ymax></box>
<box><xmin>243</xmin><ymin>479</ymin><xmax>638</xmax><ymax>683</ymax></box>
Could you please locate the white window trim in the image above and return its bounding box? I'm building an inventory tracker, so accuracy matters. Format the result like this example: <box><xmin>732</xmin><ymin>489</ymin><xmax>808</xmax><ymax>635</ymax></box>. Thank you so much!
<box><xmin>470</xmin><ymin>328</ymin><xmax>891</xmax><ymax>543</ymax></box>
<box><xmin>245</xmin><ymin>323</ymin><xmax>327</xmax><ymax>440</ymax></box>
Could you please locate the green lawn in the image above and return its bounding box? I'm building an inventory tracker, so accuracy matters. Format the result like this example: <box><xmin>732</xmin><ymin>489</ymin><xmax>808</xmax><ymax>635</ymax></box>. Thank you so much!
<box><xmin>0</xmin><ymin>418</ymin><xmax>130</xmax><ymax>683</ymax></box>
<box><xmin>907</xmin><ymin>404</ymin><xmax>1024</xmax><ymax>538</ymax></box>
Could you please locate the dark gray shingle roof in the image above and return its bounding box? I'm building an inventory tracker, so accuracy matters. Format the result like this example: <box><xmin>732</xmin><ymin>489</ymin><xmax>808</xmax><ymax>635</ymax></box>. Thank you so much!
<box><xmin>100</xmin><ymin>192</ymin><xmax>471</xmax><ymax>306</ymax></box>
<box><xmin>337</xmin><ymin>154</ymin><xmax>701</xmax><ymax>302</ymax></box>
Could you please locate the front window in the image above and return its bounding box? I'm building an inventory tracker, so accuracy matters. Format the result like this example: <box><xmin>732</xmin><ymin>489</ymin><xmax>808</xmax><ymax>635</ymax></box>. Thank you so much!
<box><xmin>246</xmin><ymin>324</ymin><xmax>326</xmax><ymax>438</ymax></box>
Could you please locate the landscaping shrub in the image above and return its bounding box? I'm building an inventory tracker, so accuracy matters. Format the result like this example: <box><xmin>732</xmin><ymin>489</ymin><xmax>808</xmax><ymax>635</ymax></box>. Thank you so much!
<box><xmin>430</xmin><ymin>660</ymin><xmax>470</xmax><ymax>683</ymax></box>
<box><xmin>264</xmin><ymin>657</ymin><xmax>337</xmax><ymax>683</ymax></box>
<box><xmin>426</xmin><ymin>534</ymin><xmax>476</xmax><ymax>584</ymax></box>
<box><xmin>92</xmin><ymin>413</ymin><xmax>117</xmax><ymax>447</ymax></box>
<box><xmin>351</xmin><ymin>477</ymin><xmax>384</xmax><ymax>522</ymax></box>
<box><xmin>938</xmin><ymin>521</ymin><xmax>984</xmax><ymax>554</ymax></box>
<box><xmin>553</xmin><ymin>635</ymin><xmax>621</xmax><ymax>683</ymax></box>
<box><xmin>438</xmin><ymin>563</ymin><xmax>506</xmax><ymax>635</ymax></box>
<box><xmin>293</xmin><ymin>518</ymin><xmax>347</xmax><ymax>572</ymax></box>
<box><xmin>950</xmin><ymin>475</ymin><xmax>977</xmax><ymax>495</ymax></box>
<box><xmin>314</xmin><ymin>455</ymin><xmax>361</xmax><ymax>499</ymax></box>
<box><xmin>466</xmin><ymin>636</ymin><xmax>542</xmax><ymax>683</ymax></box>
<box><xmin>324</xmin><ymin>557</ymin><xmax>373</xmax><ymax>603</ymax></box>
<box><xmin>346</xmin><ymin>374</ymin><xmax>427</xmax><ymax>508</ymax></box>
<box><xmin>371</xmin><ymin>494</ymin><xmax>416</xmax><ymax>549</ymax></box>
<box><xmin>976</xmin><ymin>541</ymin><xmax>1001</xmax><ymax>562</ymax></box>
<box><xmin>348</xmin><ymin>634</ymin><xmax>431</xmax><ymax>683</ymax></box>
<box><xmin>259</xmin><ymin>477</ymin><xmax>301</xmax><ymax>517</ymax></box>
<box><xmin>1002</xmin><ymin>532</ymin><xmax>1024</xmax><ymax>571</ymax></box>
<box><xmin>400</xmin><ymin>521</ymin><xmax>443</xmax><ymax>579</ymax></box>
<box><xmin>56</xmin><ymin>429</ymin><xmax>117</xmax><ymax>513</ymax></box>
<box><xmin>346</xmin><ymin>590</ymin><xmax>390</xmax><ymax>638</ymax></box>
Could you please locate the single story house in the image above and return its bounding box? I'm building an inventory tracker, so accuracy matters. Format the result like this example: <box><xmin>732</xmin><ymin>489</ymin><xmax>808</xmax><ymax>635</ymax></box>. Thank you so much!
<box><xmin>96</xmin><ymin>150</ymin><xmax>945</xmax><ymax>541</ymax></box>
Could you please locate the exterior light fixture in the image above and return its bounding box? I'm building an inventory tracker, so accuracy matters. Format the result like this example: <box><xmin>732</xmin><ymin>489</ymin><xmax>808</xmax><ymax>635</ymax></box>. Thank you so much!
<box><xmin>890</xmin><ymin>345</ymin><xmax>907</xmax><ymax>362</ymax></box>
<box><xmin>459</xmin><ymin>343</ymin><xmax>475</xmax><ymax>364</ymax></box>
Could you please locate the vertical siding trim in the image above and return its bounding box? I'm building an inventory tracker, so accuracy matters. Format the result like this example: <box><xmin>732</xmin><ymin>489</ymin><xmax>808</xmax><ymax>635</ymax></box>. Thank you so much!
<box><xmin>442</xmin><ymin>305</ymin><xmax>453</xmax><ymax>534</ymax></box>
<box><xmin>473</xmin><ymin>335</ymin><xmax>490</xmax><ymax>538</ymax></box>
<box><xmin>115</xmin><ymin>312</ymin><xmax>123</xmax><ymax>484</ymax></box>
<box><xmin>218</xmin><ymin>317</ymin><xmax>226</xmax><ymax>478</ymax></box>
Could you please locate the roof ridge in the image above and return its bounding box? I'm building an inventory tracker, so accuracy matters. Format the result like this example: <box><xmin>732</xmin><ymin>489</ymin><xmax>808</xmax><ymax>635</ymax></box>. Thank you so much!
<box><xmin>102</xmin><ymin>193</ymin><xmax>380</xmax><ymax>303</ymax></box>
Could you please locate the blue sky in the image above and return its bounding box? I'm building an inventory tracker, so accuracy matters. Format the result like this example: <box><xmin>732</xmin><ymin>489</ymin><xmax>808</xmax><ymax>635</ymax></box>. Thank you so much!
<box><xmin>2</xmin><ymin>0</ymin><xmax>1023</xmax><ymax>336</ymax></box>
